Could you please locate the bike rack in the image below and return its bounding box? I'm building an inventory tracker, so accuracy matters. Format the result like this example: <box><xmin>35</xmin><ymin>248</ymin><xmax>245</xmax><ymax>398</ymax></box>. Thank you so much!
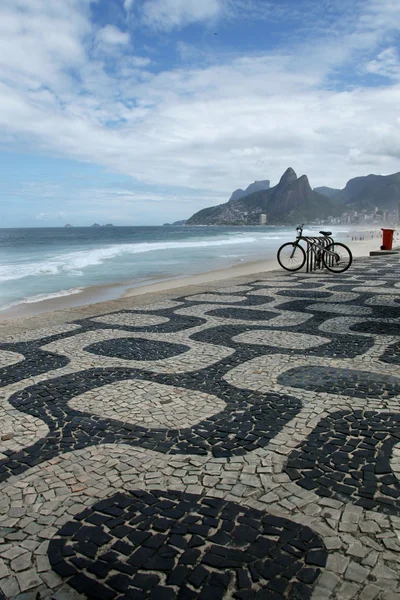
<box><xmin>302</xmin><ymin>236</ymin><xmax>334</xmax><ymax>272</ymax></box>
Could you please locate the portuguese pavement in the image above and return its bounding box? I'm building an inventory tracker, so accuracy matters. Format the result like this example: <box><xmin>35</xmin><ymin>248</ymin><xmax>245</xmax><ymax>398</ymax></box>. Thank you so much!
<box><xmin>1</xmin><ymin>256</ymin><xmax>400</xmax><ymax>599</ymax></box>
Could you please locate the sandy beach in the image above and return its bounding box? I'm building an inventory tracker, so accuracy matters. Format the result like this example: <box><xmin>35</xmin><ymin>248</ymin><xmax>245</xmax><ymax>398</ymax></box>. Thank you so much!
<box><xmin>0</xmin><ymin>235</ymin><xmax>385</xmax><ymax>325</ymax></box>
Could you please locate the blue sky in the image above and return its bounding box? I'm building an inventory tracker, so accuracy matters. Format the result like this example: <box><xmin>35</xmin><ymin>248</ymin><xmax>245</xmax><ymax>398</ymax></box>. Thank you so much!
<box><xmin>1</xmin><ymin>0</ymin><xmax>400</xmax><ymax>226</ymax></box>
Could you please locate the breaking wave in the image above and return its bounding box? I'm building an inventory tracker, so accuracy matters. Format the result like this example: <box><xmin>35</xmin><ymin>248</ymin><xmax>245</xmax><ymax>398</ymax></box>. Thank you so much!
<box><xmin>0</xmin><ymin>236</ymin><xmax>257</xmax><ymax>282</ymax></box>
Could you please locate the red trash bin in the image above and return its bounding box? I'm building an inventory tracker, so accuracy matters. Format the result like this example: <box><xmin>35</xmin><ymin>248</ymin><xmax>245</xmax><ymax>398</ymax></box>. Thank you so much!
<box><xmin>381</xmin><ymin>228</ymin><xmax>395</xmax><ymax>250</ymax></box>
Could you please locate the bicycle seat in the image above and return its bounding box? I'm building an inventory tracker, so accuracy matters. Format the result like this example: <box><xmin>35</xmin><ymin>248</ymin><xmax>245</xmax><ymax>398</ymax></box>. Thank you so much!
<box><xmin>319</xmin><ymin>230</ymin><xmax>332</xmax><ymax>236</ymax></box>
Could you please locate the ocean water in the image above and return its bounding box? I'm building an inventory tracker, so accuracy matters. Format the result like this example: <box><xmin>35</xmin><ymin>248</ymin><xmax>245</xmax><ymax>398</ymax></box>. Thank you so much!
<box><xmin>0</xmin><ymin>225</ymin><xmax>349</xmax><ymax>311</ymax></box>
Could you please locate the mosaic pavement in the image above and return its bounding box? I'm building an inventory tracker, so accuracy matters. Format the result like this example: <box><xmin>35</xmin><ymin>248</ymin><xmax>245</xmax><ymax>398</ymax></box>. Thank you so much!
<box><xmin>1</xmin><ymin>257</ymin><xmax>400</xmax><ymax>599</ymax></box>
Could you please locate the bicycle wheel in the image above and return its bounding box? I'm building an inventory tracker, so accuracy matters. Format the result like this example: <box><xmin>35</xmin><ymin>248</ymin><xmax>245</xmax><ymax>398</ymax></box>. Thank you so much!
<box><xmin>323</xmin><ymin>242</ymin><xmax>352</xmax><ymax>273</ymax></box>
<box><xmin>277</xmin><ymin>242</ymin><xmax>306</xmax><ymax>272</ymax></box>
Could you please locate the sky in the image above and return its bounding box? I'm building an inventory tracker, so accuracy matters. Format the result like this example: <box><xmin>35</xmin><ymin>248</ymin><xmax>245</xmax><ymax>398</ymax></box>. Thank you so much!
<box><xmin>1</xmin><ymin>0</ymin><xmax>400</xmax><ymax>227</ymax></box>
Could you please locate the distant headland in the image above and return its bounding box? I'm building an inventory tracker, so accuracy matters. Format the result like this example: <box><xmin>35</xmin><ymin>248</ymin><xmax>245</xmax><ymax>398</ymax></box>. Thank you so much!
<box><xmin>64</xmin><ymin>223</ymin><xmax>115</xmax><ymax>228</ymax></box>
<box><xmin>184</xmin><ymin>168</ymin><xmax>400</xmax><ymax>226</ymax></box>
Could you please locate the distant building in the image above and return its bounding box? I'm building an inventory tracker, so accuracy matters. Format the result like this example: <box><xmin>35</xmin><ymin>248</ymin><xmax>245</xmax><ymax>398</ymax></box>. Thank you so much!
<box><xmin>260</xmin><ymin>213</ymin><xmax>267</xmax><ymax>225</ymax></box>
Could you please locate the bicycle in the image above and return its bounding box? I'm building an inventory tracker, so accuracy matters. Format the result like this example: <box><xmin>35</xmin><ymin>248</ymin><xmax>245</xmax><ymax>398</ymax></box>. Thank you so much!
<box><xmin>277</xmin><ymin>224</ymin><xmax>353</xmax><ymax>273</ymax></box>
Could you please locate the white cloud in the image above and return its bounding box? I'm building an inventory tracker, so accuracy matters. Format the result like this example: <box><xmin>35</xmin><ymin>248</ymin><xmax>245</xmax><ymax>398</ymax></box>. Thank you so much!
<box><xmin>124</xmin><ymin>0</ymin><xmax>135</xmax><ymax>11</ymax></box>
<box><xmin>365</xmin><ymin>47</ymin><xmax>400</xmax><ymax>79</ymax></box>
<box><xmin>140</xmin><ymin>0</ymin><xmax>221</xmax><ymax>30</ymax></box>
<box><xmin>0</xmin><ymin>0</ymin><xmax>90</xmax><ymax>92</ymax></box>
<box><xmin>96</xmin><ymin>25</ymin><xmax>130</xmax><ymax>46</ymax></box>
<box><xmin>223</xmin><ymin>0</ymin><xmax>290</xmax><ymax>22</ymax></box>
<box><xmin>130</xmin><ymin>56</ymin><xmax>152</xmax><ymax>67</ymax></box>
<box><xmin>2</xmin><ymin>0</ymin><xmax>400</xmax><ymax>225</ymax></box>
<box><xmin>36</xmin><ymin>211</ymin><xmax>67</xmax><ymax>221</ymax></box>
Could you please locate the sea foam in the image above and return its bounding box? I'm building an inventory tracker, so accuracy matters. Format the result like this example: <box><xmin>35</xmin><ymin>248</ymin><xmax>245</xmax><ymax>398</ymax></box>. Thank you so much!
<box><xmin>0</xmin><ymin>236</ymin><xmax>257</xmax><ymax>282</ymax></box>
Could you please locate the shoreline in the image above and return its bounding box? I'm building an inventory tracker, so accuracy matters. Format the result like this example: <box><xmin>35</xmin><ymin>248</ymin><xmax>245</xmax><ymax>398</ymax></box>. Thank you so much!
<box><xmin>0</xmin><ymin>258</ymin><xmax>277</xmax><ymax>322</ymax></box>
<box><xmin>0</xmin><ymin>236</ymin><xmax>379</xmax><ymax>323</ymax></box>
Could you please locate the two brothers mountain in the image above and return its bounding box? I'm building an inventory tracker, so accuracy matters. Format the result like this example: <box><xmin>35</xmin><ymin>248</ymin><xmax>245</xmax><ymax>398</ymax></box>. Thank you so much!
<box><xmin>186</xmin><ymin>167</ymin><xmax>400</xmax><ymax>226</ymax></box>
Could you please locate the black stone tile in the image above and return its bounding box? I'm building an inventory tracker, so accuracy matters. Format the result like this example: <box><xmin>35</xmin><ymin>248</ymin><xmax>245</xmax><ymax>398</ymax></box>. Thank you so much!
<box><xmin>131</xmin><ymin>573</ymin><xmax>160</xmax><ymax>590</ymax></box>
<box><xmin>279</xmin><ymin>366</ymin><xmax>400</xmax><ymax>399</ymax></box>
<box><xmin>85</xmin><ymin>338</ymin><xmax>189</xmax><ymax>361</ymax></box>
<box><xmin>49</xmin><ymin>490</ymin><xmax>326</xmax><ymax>599</ymax></box>
<box><xmin>0</xmin><ymin>358</ymin><xmax>302</xmax><ymax>476</ymax></box>
<box><xmin>188</xmin><ymin>565</ymin><xmax>209</xmax><ymax>587</ymax></box>
<box><xmin>380</xmin><ymin>340</ymin><xmax>400</xmax><ymax>365</ymax></box>
<box><xmin>286</xmin><ymin>409</ymin><xmax>400</xmax><ymax>516</ymax></box>
<box><xmin>68</xmin><ymin>572</ymin><xmax>117</xmax><ymax>599</ymax></box>
<box><xmin>107</xmin><ymin>573</ymin><xmax>131</xmax><ymax>592</ymax></box>
<box><xmin>166</xmin><ymin>566</ymin><xmax>189</xmax><ymax>586</ymax></box>
<box><xmin>150</xmin><ymin>586</ymin><xmax>177</xmax><ymax>600</ymax></box>
<box><xmin>87</xmin><ymin>560</ymin><xmax>111</xmax><ymax>579</ymax></box>
<box><xmin>207</xmin><ymin>308</ymin><xmax>278</xmax><ymax>322</ymax></box>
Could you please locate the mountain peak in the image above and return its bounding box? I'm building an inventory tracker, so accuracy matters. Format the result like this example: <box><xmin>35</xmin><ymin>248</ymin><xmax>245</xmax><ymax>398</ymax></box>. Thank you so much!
<box><xmin>185</xmin><ymin>167</ymin><xmax>400</xmax><ymax>226</ymax></box>
<box><xmin>297</xmin><ymin>174</ymin><xmax>312</xmax><ymax>189</ymax></box>
<box><xmin>292</xmin><ymin>174</ymin><xmax>314</xmax><ymax>198</ymax></box>
<box><xmin>278</xmin><ymin>167</ymin><xmax>297</xmax><ymax>188</ymax></box>
<box><xmin>314</xmin><ymin>186</ymin><xmax>341</xmax><ymax>199</ymax></box>
<box><xmin>229</xmin><ymin>179</ymin><xmax>270</xmax><ymax>202</ymax></box>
